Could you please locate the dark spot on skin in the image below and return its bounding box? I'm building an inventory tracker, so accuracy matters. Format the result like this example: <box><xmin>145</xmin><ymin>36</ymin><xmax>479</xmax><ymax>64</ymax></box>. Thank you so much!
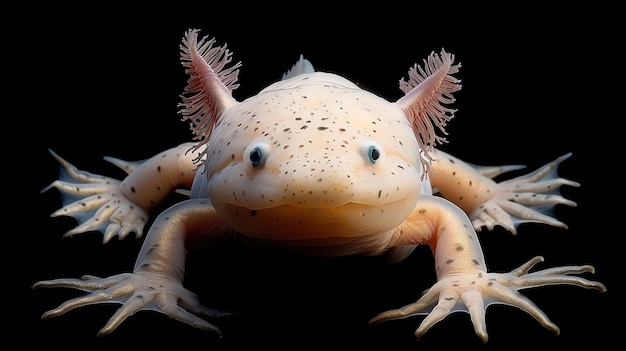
<box><xmin>487</xmin><ymin>282</ymin><xmax>493</xmax><ymax>287</ymax></box>
<box><xmin>131</xmin><ymin>187</ymin><xmax>136</xmax><ymax>193</ymax></box>
<box><xmin>444</xmin><ymin>297</ymin><xmax>456</xmax><ymax>301</ymax></box>
<box><xmin>478</xmin><ymin>272</ymin><xmax>483</xmax><ymax>278</ymax></box>
<box><xmin>157</xmin><ymin>166</ymin><xmax>162</xmax><ymax>172</ymax></box>
<box><xmin>455</xmin><ymin>245</ymin><xmax>464</xmax><ymax>251</ymax></box>
<box><xmin>251</xmin><ymin>210</ymin><xmax>257</xmax><ymax>216</ymax></box>
<box><xmin>446</xmin><ymin>259</ymin><xmax>454</xmax><ymax>264</ymax></box>
<box><xmin>418</xmin><ymin>208</ymin><xmax>426</xmax><ymax>214</ymax></box>
<box><xmin>139</xmin><ymin>263</ymin><xmax>150</xmax><ymax>269</ymax></box>
<box><xmin>318</xmin><ymin>126</ymin><xmax>328</xmax><ymax>131</ymax></box>
<box><xmin>472</xmin><ymin>259</ymin><xmax>480</xmax><ymax>265</ymax></box>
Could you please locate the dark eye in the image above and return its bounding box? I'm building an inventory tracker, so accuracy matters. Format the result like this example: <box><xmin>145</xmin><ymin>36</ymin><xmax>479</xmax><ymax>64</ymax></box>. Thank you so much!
<box><xmin>249</xmin><ymin>149</ymin><xmax>262</xmax><ymax>166</ymax></box>
<box><xmin>361</xmin><ymin>141</ymin><xmax>382</xmax><ymax>165</ymax></box>
<box><xmin>246</xmin><ymin>142</ymin><xmax>271</xmax><ymax>168</ymax></box>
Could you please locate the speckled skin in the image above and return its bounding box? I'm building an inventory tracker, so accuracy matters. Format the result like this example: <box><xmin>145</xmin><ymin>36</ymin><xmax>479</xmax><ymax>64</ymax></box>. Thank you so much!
<box><xmin>35</xmin><ymin>29</ymin><xmax>605</xmax><ymax>343</ymax></box>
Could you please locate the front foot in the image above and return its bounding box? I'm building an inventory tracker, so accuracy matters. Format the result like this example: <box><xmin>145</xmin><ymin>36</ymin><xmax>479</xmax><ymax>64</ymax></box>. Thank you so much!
<box><xmin>33</xmin><ymin>272</ymin><xmax>231</xmax><ymax>337</ymax></box>
<box><xmin>368</xmin><ymin>256</ymin><xmax>606</xmax><ymax>343</ymax></box>
<box><xmin>42</xmin><ymin>149</ymin><xmax>149</xmax><ymax>243</ymax></box>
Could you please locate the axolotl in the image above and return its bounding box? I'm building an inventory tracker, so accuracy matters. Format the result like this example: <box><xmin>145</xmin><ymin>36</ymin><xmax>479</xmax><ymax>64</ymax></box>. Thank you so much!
<box><xmin>35</xmin><ymin>29</ymin><xmax>606</xmax><ymax>343</ymax></box>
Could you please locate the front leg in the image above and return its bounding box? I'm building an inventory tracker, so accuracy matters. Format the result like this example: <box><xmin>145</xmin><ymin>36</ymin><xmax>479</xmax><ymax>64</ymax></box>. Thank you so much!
<box><xmin>375</xmin><ymin>196</ymin><xmax>606</xmax><ymax>342</ymax></box>
<box><xmin>34</xmin><ymin>198</ymin><xmax>231</xmax><ymax>336</ymax></box>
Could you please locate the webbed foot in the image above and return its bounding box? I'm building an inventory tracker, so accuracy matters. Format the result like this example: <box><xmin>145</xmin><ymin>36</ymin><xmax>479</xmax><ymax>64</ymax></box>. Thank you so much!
<box><xmin>42</xmin><ymin>149</ymin><xmax>149</xmax><ymax>242</ymax></box>
<box><xmin>368</xmin><ymin>256</ymin><xmax>606</xmax><ymax>343</ymax></box>
<box><xmin>470</xmin><ymin>153</ymin><xmax>580</xmax><ymax>234</ymax></box>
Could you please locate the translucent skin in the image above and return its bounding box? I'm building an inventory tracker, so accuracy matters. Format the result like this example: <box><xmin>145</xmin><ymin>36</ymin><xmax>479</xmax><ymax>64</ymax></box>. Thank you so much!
<box><xmin>203</xmin><ymin>73</ymin><xmax>423</xmax><ymax>242</ymax></box>
<box><xmin>35</xmin><ymin>29</ymin><xmax>605</xmax><ymax>343</ymax></box>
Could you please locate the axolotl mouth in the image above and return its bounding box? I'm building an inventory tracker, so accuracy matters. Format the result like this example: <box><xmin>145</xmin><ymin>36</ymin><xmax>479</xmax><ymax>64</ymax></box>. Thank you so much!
<box><xmin>213</xmin><ymin>196</ymin><xmax>418</xmax><ymax>242</ymax></box>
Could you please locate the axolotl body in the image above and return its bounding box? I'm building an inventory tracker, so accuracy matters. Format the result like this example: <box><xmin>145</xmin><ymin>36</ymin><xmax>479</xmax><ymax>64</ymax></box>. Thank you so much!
<box><xmin>35</xmin><ymin>29</ymin><xmax>605</xmax><ymax>343</ymax></box>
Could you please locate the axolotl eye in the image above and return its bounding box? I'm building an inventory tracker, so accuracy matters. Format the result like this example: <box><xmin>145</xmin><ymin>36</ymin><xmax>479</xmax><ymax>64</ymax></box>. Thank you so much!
<box><xmin>360</xmin><ymin>141</ymin><xmax>383</xmax><ymax>165</ymax></box>
<box><xmin>245</xmin><ymin>142</ymin><xmax>271</xmax><ymax>168</ymax></box>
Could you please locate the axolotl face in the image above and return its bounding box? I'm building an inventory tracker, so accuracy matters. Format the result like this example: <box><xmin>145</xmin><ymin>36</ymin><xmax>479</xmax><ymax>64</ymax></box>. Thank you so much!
<box><xmin>203</xmin><ymin>72</ymin><xmax>424</xmax><ymax>242</ymax></box>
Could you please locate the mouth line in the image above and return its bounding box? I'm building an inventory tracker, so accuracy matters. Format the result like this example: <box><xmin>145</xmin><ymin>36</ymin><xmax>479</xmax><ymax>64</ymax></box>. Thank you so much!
<box><xmin>244</xmin><ymin>200</ymin><xmax>402</xmax><ymax>212</ymax></box>
<box><xmin>216</xmin><ymin>198</ymin><xmax>416</xmax><ymax>241</ymax></box>
<box><xmin>248</xmin><ymin>202</ymin><xmax>355</xmax><ymax>216</ymax></box>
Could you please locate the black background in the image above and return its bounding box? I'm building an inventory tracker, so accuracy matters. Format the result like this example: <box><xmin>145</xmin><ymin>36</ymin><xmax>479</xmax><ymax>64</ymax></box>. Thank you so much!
<box><xmin>11</xmin><ymin>4</ymin><xmax>618</xmax><ymax>350</ymax></box>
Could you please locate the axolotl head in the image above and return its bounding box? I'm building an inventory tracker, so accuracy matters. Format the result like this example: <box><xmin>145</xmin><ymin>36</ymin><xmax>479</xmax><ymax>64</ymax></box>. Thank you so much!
<box><xmin>179</xmin><ymin>29</ymin><xmax>461</xmax><ymax>245</ymax></box>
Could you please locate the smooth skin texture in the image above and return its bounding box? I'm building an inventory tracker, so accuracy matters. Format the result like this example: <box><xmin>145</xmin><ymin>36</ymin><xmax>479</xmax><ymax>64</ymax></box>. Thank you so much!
<box><xmin>35</xmin><ymin>29</ymin><xmax>605</xmax><ymax>343</ymax></box>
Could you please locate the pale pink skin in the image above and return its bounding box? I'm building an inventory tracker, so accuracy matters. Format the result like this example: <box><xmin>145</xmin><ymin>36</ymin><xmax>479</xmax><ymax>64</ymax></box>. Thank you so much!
<box><xmin>36</xmin><ymin>29</ymin><xmax>605</xmax><ymax>343</ymax></box>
